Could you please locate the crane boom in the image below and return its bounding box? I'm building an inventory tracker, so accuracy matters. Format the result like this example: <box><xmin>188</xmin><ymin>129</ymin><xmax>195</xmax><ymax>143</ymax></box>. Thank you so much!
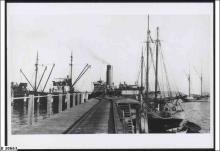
<box><xmin>20</xmin><ymin>69</ymin><xmax>35</xmax><ymax>90</ymax></box>
<box><xmin>72</xmin><ymin>64</ymin><xmax>91</xmax><ymax>87</ymax></box>
<box><xmin>36</xmin><ymin>66</ymin><xmax>47</xmax><ymax>91</ymax></box>
<box><xmin>42</xmin><ymin>64</ymin><xmax>55</xmax><ymax>92</ymax></box>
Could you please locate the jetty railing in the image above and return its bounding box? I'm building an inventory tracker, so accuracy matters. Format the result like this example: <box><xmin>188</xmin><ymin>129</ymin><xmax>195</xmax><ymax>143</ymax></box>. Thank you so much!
<box><xmin>11</xmin><ymin>92</ymin><xmax>90</xmax><ymax>126</ymax></box>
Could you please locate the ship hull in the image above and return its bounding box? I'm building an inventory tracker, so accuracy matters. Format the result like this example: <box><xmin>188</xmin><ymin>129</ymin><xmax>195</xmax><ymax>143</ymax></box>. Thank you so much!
<box><xmin>147</xmin><ymin>110</ymin><xmax>185</xmax><ymax>133</ymax></box>
<box><xmin>148</xmin><ymin>117</ymin><xmax>184</xmax><ymax>133</ymax></box>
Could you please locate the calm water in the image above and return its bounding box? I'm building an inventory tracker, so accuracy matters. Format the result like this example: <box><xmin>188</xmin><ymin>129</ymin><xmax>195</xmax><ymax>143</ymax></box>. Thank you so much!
<box><xmin>11</xmin><ymin>98</ymin><xmax>210</xmax><ymax>133</ymax></box>
<box><xmin>182</xmin><ymin>98</ymin><xmax>210</xmax><ymax>133</ymax></box>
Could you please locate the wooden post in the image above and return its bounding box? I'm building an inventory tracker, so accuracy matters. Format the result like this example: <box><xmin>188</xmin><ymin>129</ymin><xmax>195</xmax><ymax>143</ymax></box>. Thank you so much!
<box><xmin>81</xmin><ymin>93</ymin><xmax>84</xmax><ymax>104</ymax></box>
<box><xmin>66</xmin><ymin>93</ymin><xmax>70</xmax><ymax>110</ymax></box>
<box><xmin>77</xmin><ymin>93</ymin><xmax>80</xmax><ymax>105</ymax></box>
<box><xmin>36</xmin><ymin>95</ymin><xmax>40</xmax><ymax>118</ymax></box>
<box><xmin>84</xmin><ymin>92</ymin><xmax>87</xmax><ymax>102</ymax></box>
<box><xmin>58</xmin><ymin>94</ymin><xmax>62</xmax><ymax>113</ymax></box>
<box><xmin>122</xmin><ymin>110</ymin><xmax>125</xmax><ymax>133</ymax></box>
<box><xmin>135</xmin><ymin>108</ymin><xmax>139</xmax><ymax>133</ymax></box>
<box><xmin>24</xmin><ymin>93</ymin><xmax>27</xmax><ymax>106</ymax></box>
<box><xmin>28</xmin><ymin>95</ymin><xmax>34</xmax><ymax>126</ymax></box>
<box><xmin>72</xmin><ymin>93</ymin><xmax>76</xmax><ymax>107</ymax></box>
<box><xmin>47</xmin><ymin>94</ymin><xmax>52</xmax><ymax>117</ymax></box>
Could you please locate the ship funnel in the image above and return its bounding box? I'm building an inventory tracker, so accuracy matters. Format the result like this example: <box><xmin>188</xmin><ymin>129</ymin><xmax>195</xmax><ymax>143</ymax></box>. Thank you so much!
<box><xmin>106</xmin><ymin>65</ymin><xmax>113</xmax><ymax>86</ymax></box>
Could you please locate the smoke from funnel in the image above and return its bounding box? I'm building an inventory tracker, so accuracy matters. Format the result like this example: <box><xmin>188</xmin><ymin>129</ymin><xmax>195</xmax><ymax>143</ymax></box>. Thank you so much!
<box><xmin>82</xmin><ymin>44</ymin><xmax>109</xmax><ymax>65</ymax></box>
<box><xmin>88</xmin><ymin>50</ymin><xmax>109</xmax><ymax>65</ymax></box>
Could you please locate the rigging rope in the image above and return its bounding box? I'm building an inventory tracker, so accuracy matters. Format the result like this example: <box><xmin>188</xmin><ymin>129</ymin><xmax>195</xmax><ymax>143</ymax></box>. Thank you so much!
<box><xmin>149</xmin><ymin>44</ymin><xmax>161</xmax><ymax>95</ymax></box>
<box><xmin>159</xmin><ymin>44</ymin><xmax>172</xmax><ymax>97</ymax></box>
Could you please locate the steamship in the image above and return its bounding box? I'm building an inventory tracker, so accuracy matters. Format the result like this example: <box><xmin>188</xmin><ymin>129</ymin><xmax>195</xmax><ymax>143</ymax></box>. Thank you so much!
<box><xmin>13</xmin><ymin>52</ymin><xmax>91</xmax><ymax>97</ymax></box>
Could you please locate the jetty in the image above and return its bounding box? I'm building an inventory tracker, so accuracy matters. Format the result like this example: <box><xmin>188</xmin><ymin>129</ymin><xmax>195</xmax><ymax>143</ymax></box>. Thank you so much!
<box><xmin>11</xmin><ymin>93</ymin><xmax>127</xmax><ymax>134</ymax></box>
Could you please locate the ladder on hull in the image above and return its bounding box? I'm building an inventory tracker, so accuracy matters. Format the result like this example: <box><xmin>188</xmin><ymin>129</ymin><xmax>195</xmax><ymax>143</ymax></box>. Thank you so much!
<box><xmin>118</xmin><ymin>103</ymin><xmax>134</xmax><ymax>133</ymax></box>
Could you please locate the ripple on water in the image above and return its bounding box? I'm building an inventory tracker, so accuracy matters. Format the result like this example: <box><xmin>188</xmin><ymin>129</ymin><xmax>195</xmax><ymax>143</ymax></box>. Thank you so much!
<box><xmin>182</xmin><ymin>99</ymin><xmax>210</xmax><ymax>133</ymax></box>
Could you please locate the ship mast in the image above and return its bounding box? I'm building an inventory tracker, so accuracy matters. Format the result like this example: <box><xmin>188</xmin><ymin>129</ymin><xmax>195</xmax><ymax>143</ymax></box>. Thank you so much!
<box><xmin>188</xmin><ymin>70</ymin><xmax>191</xmax><ymax>97</ymax></box>
<box><xmin>155</xmin><ymin>27</ymin><xmax>159</xmax><ymax>99</ymax></box>
<box><xmin>200</xmin><ymin>71</ymin><xmax>202</xmax><ymax>96</ymax></box>
<box><xmin>146</xmin><ymin>15</ymin><xmax>150</xmax><ymax>98</ymax></box>
<box><xmin>141</xmin><ymin>47</ymin><xmax>144</xmax><ymax>96</ymax></box>
<box><xmin>34</xmin><ymin>52</ymin><xmax>39</xmax><ymax>92</ymax></box>
<box><xmin>70</xmin><ymin>52</ymin><xmax>73</xmax><ymax>87</ymax></box>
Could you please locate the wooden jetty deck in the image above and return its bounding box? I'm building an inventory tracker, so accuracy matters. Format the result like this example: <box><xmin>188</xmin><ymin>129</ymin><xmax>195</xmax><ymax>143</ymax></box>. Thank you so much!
<box><xmin>12</xmin><ymin>98</ymin><xmax>100</xmax><ymax>134</ymax></box>
<box><xmin>66</xmin><ymin>99</ymin><xmax>112</xmax><ymax>134</ymax></box>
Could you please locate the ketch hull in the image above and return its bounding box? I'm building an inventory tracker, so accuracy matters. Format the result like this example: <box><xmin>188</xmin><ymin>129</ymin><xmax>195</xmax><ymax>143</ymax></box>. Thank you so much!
<box><xmin>148</xmin><ymin>117</ymin><xmax>184</xmax><ymax>133</ymax></box>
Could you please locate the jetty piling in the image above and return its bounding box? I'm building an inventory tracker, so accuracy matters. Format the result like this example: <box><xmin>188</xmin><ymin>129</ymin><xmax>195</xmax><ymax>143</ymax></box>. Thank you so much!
<box><xmin>12</xmin><ymin>92</ymin><xmax>91</xmax><ymax>129</ymax></box>
<box><xmin>66</xmin><ymin>93</ymin><xmax>70</xmax><ymax>110</ymax></box>
<box><xmin>28</xmin><ymin>95</ymin><xmax>34</xmax><ymax>125</ymax></box>
<box><xmin>81</xmin><ymin>93</ymin><xmax>84</xmax><ymax>104</ymax></box>
<box><xmin>70</xmin><ymin>94</ymin><xmax>73</xmax><ymax>107</ymax></box>
<box><xmin>58</xmin><ymin>94</ymin><xmax>62</xmax><ymax>113</ymax></box>
<box><xmin>72</xmin><ymin>93</ymin><xmax>76</xmax><ymax>107</ymax></box>
<box><xmin>77</xmin><ymin>93</ymin><xmax>80</xmax><ymax>105</ymax></box>
<box><xmin>47</xmin><ymin>94</ymin><xmax>52</xmax><ymax>117</ymax></box>
<box><xmin>36</xmin><ymin>96</ymin><xmax>40</xmax><ymax>117</ymax></box>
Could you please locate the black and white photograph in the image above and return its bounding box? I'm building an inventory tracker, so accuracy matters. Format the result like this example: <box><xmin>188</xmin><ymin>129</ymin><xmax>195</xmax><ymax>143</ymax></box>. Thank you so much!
<box><xmin>1</xmin><ymin>1</ymin><xmax>218</xmax><ymax>150</ymax></box>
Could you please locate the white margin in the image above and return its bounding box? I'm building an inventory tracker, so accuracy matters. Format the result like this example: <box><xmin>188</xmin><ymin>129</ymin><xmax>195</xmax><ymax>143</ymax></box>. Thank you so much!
<box><xmin>215</xmin><ymin>0</ymin><xmax>219</xmax><ymax>150</ymax></box>
<box><xmin>0</xmin><ymin>0</ymin><xmax>6</xmax><ymax>147</ymax></box>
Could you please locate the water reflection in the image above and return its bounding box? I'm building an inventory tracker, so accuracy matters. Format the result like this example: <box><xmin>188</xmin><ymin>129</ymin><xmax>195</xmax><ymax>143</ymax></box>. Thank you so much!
<box><xmin>12</xmin><ymin>95</ymin><xmax>70</xmax><ymax>132</ymax></box>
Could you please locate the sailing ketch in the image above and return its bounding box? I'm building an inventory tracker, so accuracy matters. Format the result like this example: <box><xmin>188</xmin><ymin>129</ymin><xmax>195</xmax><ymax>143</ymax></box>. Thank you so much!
<box><xmin>140</xmin><ymin>15</ymin><xmax>193</xmax><ymax>133</ymax></box>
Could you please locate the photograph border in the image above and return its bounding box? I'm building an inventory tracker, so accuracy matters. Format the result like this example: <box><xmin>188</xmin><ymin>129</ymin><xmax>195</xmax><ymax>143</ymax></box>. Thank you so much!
<box><xmin>4</xmin><ymin>0</ymin><xmax>216</xmax><ymax>150</ymax></box>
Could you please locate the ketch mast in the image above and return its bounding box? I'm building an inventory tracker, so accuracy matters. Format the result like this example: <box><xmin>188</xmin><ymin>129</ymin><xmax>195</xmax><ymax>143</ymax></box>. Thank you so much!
<box><xmin>140</xmin><ymin>47</ymin><xmax>144</xmax><ymax>96</ymax></box>
<box><xmin>200</xmin><ymin>72</ymin><xmax>203</xmax><ymax>96</ymax></box>
<box><xmin>155</xmin><ymin>27</ymin><xmax>159</xmax><ymax>99</ymax></box>
<box><xmin>146</xmin><ymin>15</ymin><xmax>150</xmax><ymax>98</ymax></box>
<box><xmin>188</xmin><ymin>71</ymin><xmax>191</xmax><ymax>97</ymax></box>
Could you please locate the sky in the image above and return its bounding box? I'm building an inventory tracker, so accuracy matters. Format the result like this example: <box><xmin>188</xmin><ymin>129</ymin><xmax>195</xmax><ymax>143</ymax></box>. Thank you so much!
<box><xmin>7</xmin><ymin>3</ymin><xmax>213</xmax><ymax>94</ymax></box>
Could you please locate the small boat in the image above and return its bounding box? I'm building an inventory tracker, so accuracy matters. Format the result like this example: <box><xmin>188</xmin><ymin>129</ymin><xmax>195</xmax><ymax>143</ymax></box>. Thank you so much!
<box><xmin>166</xmin><ymin>126</ymin><xmax>188</xmax><ymax>133</ymax></box>
<box><xmin>182</xmin><ymin>96</ymin><xmax>196</xmax><ymax>102</ymax></box>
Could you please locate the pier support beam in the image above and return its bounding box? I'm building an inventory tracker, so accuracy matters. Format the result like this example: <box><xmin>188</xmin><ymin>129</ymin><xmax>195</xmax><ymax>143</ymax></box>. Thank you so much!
<box><xmin>28</xmin><ymin>95</ymin><xmax>34</xmax><ymax>126</ymax></box>
<box><xmin>66</xmin><ymin>93</ymin><xmax>70</xmax><ymax>110</ymax></box>
<box><xmin>47</xmin><ymin>94</ymin><xmax>52</xmax><ymax>117</ymax></box>
<box><xmin>58</xmin><ymin>94</ymin><xmax>62</xmax><ymax>113</ymax></box>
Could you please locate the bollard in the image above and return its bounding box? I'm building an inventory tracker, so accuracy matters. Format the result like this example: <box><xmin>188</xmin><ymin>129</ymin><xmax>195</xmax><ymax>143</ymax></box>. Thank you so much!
<box><xmin>47</xmin><ymin>94</ymin><xmax>52</xmax><ymax>117</ymax></box>
<box><xmin>58</xmin><ymin>94</ymin><xmax>62</xmax><ymax>113</ymax></box>
<box><xmin>66</xmin><ymin>93</ymin><xmax>70</xmax><ymax>110</ymax></box>
<box><xmin>28</xmin><ymin>95</ymin><xmax>34</xmax><ymax>126</ymax></box>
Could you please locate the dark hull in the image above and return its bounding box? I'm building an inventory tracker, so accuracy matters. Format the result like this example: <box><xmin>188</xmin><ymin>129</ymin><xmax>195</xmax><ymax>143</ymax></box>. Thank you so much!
<box><xmin>148</xmin><ymin>117</ymin><xmax>183</xmax><ymax>133</ymax></box>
